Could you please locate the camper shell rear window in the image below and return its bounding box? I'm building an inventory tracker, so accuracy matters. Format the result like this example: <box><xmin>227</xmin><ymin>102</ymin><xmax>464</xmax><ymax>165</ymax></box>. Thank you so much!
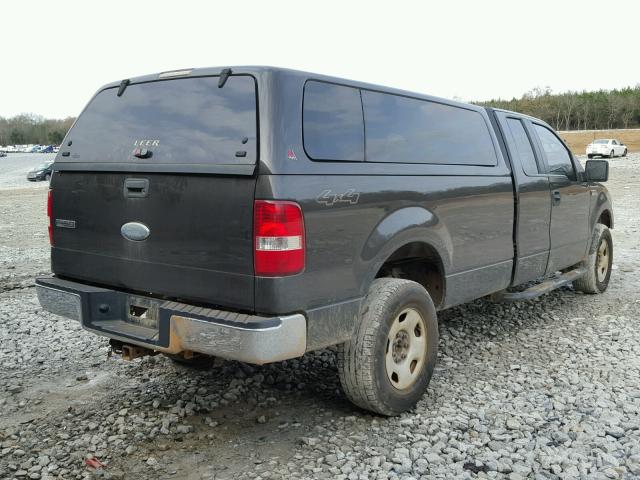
<box><xmin>62</xmin><ymin>75</ymin><xmax>257</xmax><ymax>166</ymax></box>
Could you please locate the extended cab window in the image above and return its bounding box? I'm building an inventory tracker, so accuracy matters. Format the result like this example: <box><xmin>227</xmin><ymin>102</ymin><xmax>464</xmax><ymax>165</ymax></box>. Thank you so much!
<box><xmin>533</xmin><ymin>124</ymin><xmax>576</xmax><ymax>180</ymax></box>
<box><xmin>505</xmin><ymin>118</ymin><xmax>539</xmax><ymax>175</ymax></box>
<box><xmin>303</xmin><ymin>81</ymin><xmax>364</xmax><ymax>161</ymax></box>
<box><xmin>63</xmin><ymin>75</ymin><xmax>257</xmax><ymax>165</ymax></box>
<box><xmin>361</xmin><ymin>91</ymin><xmax>497</xmax><ymax>165</ymax></box>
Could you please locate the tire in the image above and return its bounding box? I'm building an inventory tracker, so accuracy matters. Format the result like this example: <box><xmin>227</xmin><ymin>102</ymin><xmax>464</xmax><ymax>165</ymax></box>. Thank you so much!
<box><xmin>573</xmin><ymin>223</ymin><xmax>613</xmax><ymax>294</ymax></box>
<box><xmin>623</xmin><ymin>149</ymin><xmax>627</xmax><ymax>157</ymax></box>
<box><xmin>337</xmin><ymin>278</ymin><xmax>438</xmax><ymax>416</ymax></box>
<box><xmin>587</xmin><ymin>154</ymin><xmax>593</xmax><ymax>159</ymax></box>
<box><xmin>609</xmin><ymin>150</ymin><xmax>615</xmax><ymax>158</ymax></box>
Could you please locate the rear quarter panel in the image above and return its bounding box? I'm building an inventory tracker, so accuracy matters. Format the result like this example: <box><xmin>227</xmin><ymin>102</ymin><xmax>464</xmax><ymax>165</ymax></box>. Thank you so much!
<box><xmin>255</xmin><ymin>172</ymin><xmax>514</xmax><ymax>315</ymax></box>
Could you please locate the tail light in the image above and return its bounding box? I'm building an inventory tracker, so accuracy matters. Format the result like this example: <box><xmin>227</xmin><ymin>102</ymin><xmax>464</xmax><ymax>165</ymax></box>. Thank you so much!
<box><xmin>254</xmin><ymin>200</ymin><xmax>305</xmax><ymax>276</ymax></box>
<box><xmin>47</xmin><ymin>190</ymin><xmax>53</xmax><ymax>245</ymax></box>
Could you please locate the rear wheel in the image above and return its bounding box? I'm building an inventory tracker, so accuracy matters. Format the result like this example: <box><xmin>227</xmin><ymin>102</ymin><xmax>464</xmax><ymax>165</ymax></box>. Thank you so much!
<box><xmin>573</xmin><ymin>223</ymin><xmax>613</xmax><ymax>294</ymax></box>
<box><xmin>587</xmin><ymin>154</ymin><xmax>593</xmax><ymax>159</ymax></box>
<box><xmin>337</xmin><ymin>278</ymin><xmax>438</xmax><ymax>416</ymax></box>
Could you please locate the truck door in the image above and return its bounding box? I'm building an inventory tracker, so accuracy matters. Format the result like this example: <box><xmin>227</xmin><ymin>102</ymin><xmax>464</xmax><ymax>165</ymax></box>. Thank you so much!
<box><xmin>612</xmin><ymin>139</ymin><xmax>623</xmax><ymax>156</ymax></box>
<box><xmin>495</xmin><ymin>112</ymin><xmax>551</xmax><ymax>284</ymax></box>
<box><xmin>529</xmin><ymin>122</ymin><xmax>590</xmax><ymax>274</ymax></box>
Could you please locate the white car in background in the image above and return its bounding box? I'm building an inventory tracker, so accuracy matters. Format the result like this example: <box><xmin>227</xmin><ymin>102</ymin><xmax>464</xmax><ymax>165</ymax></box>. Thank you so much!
<box><xmin>587</xmin><ymin>139</ymin><xmax>627</xmax><ymax>158</ymax></box>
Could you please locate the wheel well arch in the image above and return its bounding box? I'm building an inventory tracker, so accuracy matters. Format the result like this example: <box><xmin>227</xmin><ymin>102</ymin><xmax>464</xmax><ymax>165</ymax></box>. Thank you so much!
<box><xmin>598</xmin><ymin>209</ymin><xmax>612</xmax><ymax>229</ymax></box>
<box><xmin>375</xmin><ymin>241</ymin><xmax>445</xmax><ymax>308</ymax></box>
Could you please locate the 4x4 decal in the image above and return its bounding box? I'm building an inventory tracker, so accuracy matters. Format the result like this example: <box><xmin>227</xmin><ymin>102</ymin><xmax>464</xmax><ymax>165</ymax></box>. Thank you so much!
<box><xmin>316</xmin><ymin>189</ymin><xmax>360</xmax><ymax>206</ymax></box>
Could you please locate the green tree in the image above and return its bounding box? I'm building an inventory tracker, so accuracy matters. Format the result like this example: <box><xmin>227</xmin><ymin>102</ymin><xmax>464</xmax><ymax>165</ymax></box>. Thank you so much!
<box><xmin>477</xmin><ymin>85</ymin><xmax>640</xmax><ymax>131</ymax></box>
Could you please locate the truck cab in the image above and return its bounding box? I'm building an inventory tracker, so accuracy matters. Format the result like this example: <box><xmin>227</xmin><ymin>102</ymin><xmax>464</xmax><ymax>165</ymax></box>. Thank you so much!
<box><xmin>488</xmin><ymin>109</ymin><xmax>612</xmax><ymax>285</ymax></box>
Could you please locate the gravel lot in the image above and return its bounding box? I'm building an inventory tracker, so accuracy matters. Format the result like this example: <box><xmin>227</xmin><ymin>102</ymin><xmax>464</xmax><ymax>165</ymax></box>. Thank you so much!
<box><xmin>1</xmin><ymin>153</ymin><xmax>639</xmax><ymax>480</ymax></box>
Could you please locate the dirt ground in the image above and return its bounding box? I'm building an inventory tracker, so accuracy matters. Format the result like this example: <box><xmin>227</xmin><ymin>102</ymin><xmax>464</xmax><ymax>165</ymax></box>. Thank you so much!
<box><xmin>1</xmin><ymin>153</ymin><xmax>639</xmax><ymax>479</ymax></box>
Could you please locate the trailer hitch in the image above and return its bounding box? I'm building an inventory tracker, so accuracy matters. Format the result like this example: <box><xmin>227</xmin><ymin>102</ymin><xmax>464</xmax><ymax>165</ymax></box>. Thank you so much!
<box><xmin>108</xmin><ymin>339</ymin><xmax>158</xmax><ymax>361</ymax></box>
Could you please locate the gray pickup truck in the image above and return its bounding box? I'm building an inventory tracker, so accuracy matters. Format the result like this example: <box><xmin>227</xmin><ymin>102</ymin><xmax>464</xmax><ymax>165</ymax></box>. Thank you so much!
<box><xmin>36</xmin><ymin>67</ymin><xmax>613</xmax><ymax>415</ymax></box>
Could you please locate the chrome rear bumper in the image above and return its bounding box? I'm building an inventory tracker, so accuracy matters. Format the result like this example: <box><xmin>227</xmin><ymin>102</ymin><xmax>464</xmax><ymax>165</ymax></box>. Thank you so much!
<box><xmin>36</xmin><ymin>276</ymin><xmax>306</xmax><ymax>365</ymax></box>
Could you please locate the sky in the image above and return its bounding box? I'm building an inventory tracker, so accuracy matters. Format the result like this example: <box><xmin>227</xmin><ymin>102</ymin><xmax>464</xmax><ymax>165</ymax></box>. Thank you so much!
<box><xmin>2</xmin><ymin>0</ymin><xmax>639</xmax><ymax>119</ymax></box>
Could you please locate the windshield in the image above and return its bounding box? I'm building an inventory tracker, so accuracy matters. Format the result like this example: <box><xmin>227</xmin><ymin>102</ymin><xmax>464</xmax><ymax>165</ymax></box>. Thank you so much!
<box><xmin>62</xmin><ymin>75</ymin><xmax>257</xmax><ymax>165</ymax></box>
<box><xmin>593</xmin><ymin>139</ymin><xmax>609</xmax><ymax>144</ymax></box>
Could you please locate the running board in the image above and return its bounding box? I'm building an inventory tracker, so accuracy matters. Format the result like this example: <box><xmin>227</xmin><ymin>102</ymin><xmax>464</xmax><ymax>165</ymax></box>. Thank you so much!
<box><xmin>491</xmin><ymin>266</ymin><xmax>587</xmax><ymax>302</ymax></box>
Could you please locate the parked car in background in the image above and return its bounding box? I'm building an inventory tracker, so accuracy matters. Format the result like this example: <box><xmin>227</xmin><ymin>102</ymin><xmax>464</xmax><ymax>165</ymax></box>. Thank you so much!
<box><xmin>0</xmin><ymin>151</ymin><xmax>6</xmax><ymax>158</ymax></box>
<box><xmin>26</xmin><ymin>160</ymin><xmax>54</xmax><ymax>181</ymax></box>
<box><xmin>40</xmin><ymin>145</ymin><xmax>55</xmax><ymax>153</ymax></box>
<box><xmin>53</xmin><ymin>145</ymin><xmax>60</xmax><ymax>153</ymax></box>
<box><xmin>29</xmin><ymin>145</ymin><xmax>43</xmax><ymax>153</ymax></box>
<box><xmin>587</xmin><ymin>139</ymin><xmax>627</xmax><ymax>158</ymax></box>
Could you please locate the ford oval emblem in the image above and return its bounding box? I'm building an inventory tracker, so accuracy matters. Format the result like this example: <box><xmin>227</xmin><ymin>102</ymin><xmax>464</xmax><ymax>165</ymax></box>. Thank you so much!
<box><xmin>121</xmin><ymin>222</ymin><xmax>150</xmax><ymax>241</ymax></box>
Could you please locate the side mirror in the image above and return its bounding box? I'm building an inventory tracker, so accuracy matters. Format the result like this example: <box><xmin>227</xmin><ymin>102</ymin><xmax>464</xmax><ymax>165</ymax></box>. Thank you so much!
<box><xmin>585</xmin><ymin>160</ymin><xmax>609</xmax><ymax>182</ymax></box>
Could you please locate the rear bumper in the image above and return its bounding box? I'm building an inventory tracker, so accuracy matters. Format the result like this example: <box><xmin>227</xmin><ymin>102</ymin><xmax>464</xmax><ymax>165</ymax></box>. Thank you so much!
<box><xmin>27</xmin><ymin>172</ymin><xmax>47</xmax><ymax>181</ymax></box>
<box><xmin>35</xmin><ymin>276</ymin><xmax>307</xmax><ymax>365</ymax></box>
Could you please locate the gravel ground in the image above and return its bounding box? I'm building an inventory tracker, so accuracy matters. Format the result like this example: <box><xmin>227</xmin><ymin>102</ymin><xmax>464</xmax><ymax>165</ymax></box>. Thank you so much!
<box><xmin>1</xmin><ymin>154</ymin><xmax>639</xmax><ymax>480</ymax></box>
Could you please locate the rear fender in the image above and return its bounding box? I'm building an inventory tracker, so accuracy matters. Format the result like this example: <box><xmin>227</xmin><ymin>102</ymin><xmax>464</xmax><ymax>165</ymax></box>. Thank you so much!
<box><xmin>360</xmin><ymin>206</ymin><xmax>451</xmax><ymax>295</ymax></box>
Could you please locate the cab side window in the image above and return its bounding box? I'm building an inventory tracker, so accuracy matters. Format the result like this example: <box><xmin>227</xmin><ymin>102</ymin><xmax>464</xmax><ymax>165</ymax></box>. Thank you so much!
<box><xmin>533</xmin><ymin>124</ymin><xmax>576</xmax><ymax>180</ymax></box>
<box><xmin>505</xmin><ymin>118</ymin><xmax>539</xmax><ymax>175</ymax></box>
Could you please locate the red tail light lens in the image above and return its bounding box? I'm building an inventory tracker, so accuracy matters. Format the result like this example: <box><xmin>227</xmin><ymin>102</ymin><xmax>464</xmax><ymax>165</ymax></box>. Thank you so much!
<box><xmin>254</xmin><ymin>200</ymin><xmax>305</xmax><ymax>276</ymax></box>
<box><xmin>47</xmin><ymin>190</ymin><xmax>53</xmax><ymax>245</ymax></box>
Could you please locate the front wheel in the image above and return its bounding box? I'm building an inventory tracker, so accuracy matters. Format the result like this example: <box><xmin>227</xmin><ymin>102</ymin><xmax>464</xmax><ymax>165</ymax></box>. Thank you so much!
<box><xmin>609</xmin><ymin>150</ymin><xmax>615</xmax><ymax>158</ymax></box>
<box><xmin>587</xmin><ymin>154</ymin><xmax>594</xmax><ymax>159</ymax></box>
<box><xmin>573</xmin><ymin>223</ymin><xmax>613</xmax><ymax>294</ymax></box>
<box><xmin>337</xmin><ymin>278</ymin><xmax>438</xmax><ymax>416</ymax></box>
<box><xmin>623</xmin><ymin>149</ymin><xmax>627</xmax><ymax>157</ymax></box>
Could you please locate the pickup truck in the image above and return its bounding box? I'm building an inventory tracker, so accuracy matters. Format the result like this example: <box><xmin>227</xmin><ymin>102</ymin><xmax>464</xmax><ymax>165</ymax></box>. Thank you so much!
<box><xmin>36</xmin><ymin>67</ymin><xmax>614</xmax><ymax>415</ymax></box>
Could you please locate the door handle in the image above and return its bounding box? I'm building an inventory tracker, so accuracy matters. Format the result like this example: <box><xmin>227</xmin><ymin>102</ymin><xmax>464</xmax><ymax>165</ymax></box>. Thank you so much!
<box><xmin>552</xmin><ymin>190</ymin><xmax>561</xmax><ymax>205</ymax></box>
<box><xmin>124</xmin><ymin>178</ymin><xmax>149</xmax><ymax>198</ymax></box>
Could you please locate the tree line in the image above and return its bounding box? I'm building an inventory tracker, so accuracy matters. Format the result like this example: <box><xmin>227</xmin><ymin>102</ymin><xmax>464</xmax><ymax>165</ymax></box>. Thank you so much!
<box><xmin>477</xmin><ymin>85</ymin><xmax>640</xmax><ymax>131</ymax></box>
<box><xmin>0</xmin><ymin>114</ymin><xmax>75</xmax><ymax>146</ymax></box>
<box><xmin>2</xmin><ymin>85</ymin><xmax>640</xmax><ymax>146</ymax></box>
